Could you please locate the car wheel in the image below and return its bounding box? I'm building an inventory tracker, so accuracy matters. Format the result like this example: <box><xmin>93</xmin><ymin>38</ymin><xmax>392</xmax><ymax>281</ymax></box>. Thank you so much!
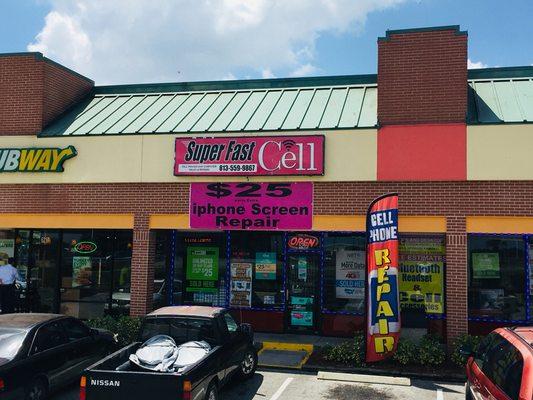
<box><xmin>205</xmin><ymin>381</ymin><xmax>218</xmax><ymax>400</ymax></box>
<box><xmin>238</xmin><ymin>348</ymin><xmax>258</xmax><ymax>380</ymax></box>
<box><xmin>25</xmin><ymin>378</ymin><xmax>48</xmax><ymax>400</ymax></box>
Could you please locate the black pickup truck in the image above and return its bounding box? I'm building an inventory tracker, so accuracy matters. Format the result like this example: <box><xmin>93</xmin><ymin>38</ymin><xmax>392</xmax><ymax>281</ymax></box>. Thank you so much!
<box><xmin>81</xmin><ymin>306</ymin><xmax>257</xmax><ymax>400</ymax></box>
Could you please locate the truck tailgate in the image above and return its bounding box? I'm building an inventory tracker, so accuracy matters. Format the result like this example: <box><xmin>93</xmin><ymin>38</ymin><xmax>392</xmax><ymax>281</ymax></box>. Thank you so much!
<box><xmin>84</xmin><ymin>370</ymin><xmax>183</xmax><ymax>399</ymax></box>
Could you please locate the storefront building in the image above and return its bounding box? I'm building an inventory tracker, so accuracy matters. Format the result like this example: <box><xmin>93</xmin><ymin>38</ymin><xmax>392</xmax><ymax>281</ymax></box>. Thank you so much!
<box><xmin>1</xmin><ymin>25</ymin><xmax>533</xmax><ymax>346</ymax></box>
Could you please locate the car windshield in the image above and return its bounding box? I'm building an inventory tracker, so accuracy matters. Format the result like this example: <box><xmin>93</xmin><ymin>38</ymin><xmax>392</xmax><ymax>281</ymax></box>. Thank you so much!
<box><xmin>0</xmin><ymin>328</ymin><xmax>26</xmax><ymax>361</ymax></box>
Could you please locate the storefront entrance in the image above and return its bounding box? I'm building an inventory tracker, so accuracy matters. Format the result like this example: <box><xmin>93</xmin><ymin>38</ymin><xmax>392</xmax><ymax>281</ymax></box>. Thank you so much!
<box><xmin>286</xmin><ymin>253</ymin><xmax>320</xmax><ymax>333</ymax></box>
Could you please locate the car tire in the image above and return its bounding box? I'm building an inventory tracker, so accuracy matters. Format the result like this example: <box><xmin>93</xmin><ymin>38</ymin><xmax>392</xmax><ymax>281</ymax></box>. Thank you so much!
<box><xmin>25</xmin><ymin>377</ymin><xmax>48</xmax><ymax>400</ymax></box>
<box><xmin>465</xmin><ymin>381</ymin><xmax>473</xmax><ymax>400</ymax></box>
<box><xmin>205</xmin><ymin>381</ymin><xmax>218</xmax><ymax>400</ymax></box>
<box><xmin>237</xmin><ymin>347</ymin><xmax>258</xmax><ymax>380</ymax></box>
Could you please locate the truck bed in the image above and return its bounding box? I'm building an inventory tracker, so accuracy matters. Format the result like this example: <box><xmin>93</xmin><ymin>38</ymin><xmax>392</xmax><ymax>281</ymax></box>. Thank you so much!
<box><xmin>84</xmin><ymin>343</ymin><xmax>222</xmax><ymax>399</ymax></box>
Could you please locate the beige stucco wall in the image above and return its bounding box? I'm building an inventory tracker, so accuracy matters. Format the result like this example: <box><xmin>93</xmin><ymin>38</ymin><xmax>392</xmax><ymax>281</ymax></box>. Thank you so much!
<box><xmin>0</xmin><ymin>130</ymin><xmax>377</xmax><ymax>183</ymax></box>
<box><xmin>468</xmin><ymin>124</ymin><xmax>533</xmax><ymax>180</ymax></box>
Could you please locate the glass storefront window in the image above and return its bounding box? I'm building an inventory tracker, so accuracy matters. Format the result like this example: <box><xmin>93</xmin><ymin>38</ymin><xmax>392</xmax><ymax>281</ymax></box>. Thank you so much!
<box><xmin>60</xmin><ymin>230</ymin><xmax>112</xmax><ymax>318</ymax></box>
<box><xmin>468</xmin><ymin>235</ymin><xmax>526</xmax><ymax>321</ymax></box>
<box><xmin>175</xmin><ymin>231</ymin><xmax>226</xmax><ymax>307</ymax></box>
<box><xmin>230</xmin><ymin>232</ymin><xmax>283</xmax><ymax>309</ymax></box>
<box><xmin>154</xmin><ymin>230</ymin><xmax>171</xmax><ymax>309</ymax></box>
<box><xmin>399</xmin><ymin>234</ymin><xmax>446</xmax><ymax>327</ymax></box>
<box><xmin>529</xmin><ymin>238</ymin><xmax>533</xmax><ymax>312</ymax></box>
<box><xmin>323</xmin><ymin>233</ymin><xmax>366</xmax><ymax>313</ymax></box>
<box><xmin>110</xmin><ymin>231</ymin><xmax>133</xmax><ymax>316</ymax></box>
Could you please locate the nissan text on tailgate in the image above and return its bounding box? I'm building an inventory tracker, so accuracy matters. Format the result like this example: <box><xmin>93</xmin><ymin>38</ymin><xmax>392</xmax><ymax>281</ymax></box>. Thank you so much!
<box><xmin>81</xmin><ymin>306</ymin><xmax>257</xmax><ymax>400</ymax></box>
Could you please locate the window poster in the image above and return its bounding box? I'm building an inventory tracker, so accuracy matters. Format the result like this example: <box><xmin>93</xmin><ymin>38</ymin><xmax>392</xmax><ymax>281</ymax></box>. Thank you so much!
<box><xmin>72</xmin><ymin>256</ymin><xmax>92</xmax><ymax>287</ymax></box>
<box><xmin>399</xmin><ymin>236</ymin><xmax>444</xmax><ymax>314</ymax></box>
<box><xmin>291</xmin><ymin>311</ymin><xmax>313</xmax><ymax>326</ymax></box>
<box><xmin>335</xmin><ymin>249</ymin><xmax>365</xmax><ymax>300</ymax></box>
<box><xmin>0</xmin><ymin>238</ymin><xmax>14</xmax><ymax>265</ymax></box>
<box><xmin>255</xmin><ymin>252</ymin><xmax>276</xmax><ymax>280</ymax></box>
<box><xmin>230</xmin><ymin>262</ymin><xmax>252</xmax><ymax>307</ymax></box>
<box><xmin>186</xmin><ymin>247</ymin><xmax>219</xmax><ymax>293</ymax></box>
<box><xmin>472</xmin><ymin>253</ymin><xmax>500</xmax><ymax>279</ymax></box>
<box><xmin>297</xmin><ymin>257</ymin><xmax>308</xmax><ymax>281</ymax></box>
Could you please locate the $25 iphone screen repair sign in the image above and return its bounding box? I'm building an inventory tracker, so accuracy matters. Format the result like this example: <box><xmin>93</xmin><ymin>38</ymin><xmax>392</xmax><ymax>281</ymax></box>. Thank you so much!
<box><xmin>190</xmin><ymin>182</ymin><xmax>313</xmax><ymax>230</ymax></box>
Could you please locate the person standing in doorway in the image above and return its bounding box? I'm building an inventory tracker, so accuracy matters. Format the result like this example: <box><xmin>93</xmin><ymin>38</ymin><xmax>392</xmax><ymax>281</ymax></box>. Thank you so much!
<box><xmin>0</xmin><ymin>257</ymin><xmax>21</xmax><ymax>314</ymax></box>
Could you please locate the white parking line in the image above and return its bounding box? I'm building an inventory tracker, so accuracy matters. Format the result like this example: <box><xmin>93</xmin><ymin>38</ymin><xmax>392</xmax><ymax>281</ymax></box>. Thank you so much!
<box><xmin>270</xmin><ymin>377</ymin><xmax>294</xmax><ymax>400</ymax></box>
<box><xmin>437</xmin><ymin>389</ymin><xmax>444</xmax><ymax>400</ymax></box>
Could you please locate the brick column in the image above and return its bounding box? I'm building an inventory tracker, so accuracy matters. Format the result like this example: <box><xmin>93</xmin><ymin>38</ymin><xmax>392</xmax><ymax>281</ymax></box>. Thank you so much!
<box><xmin>446</xmin><ymin>216</ymin><xmax>468</xmax><ymax>345</ymax></box>
<box><xmin>130</xmin><ymin>213</ymin><xmax>156</xmax><ymax>316</ymax></box>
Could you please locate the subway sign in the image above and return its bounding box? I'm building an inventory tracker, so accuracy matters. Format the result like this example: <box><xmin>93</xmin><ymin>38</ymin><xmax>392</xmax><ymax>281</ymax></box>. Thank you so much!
<box><xmin>0</xmin><ymin>146</ymin><xmax>76</xmax><ymax>172</ymax></box>
<box><xmin>174</xmin><ymin>135</ymin><xmax>324</xmax><ymax>176</ymax></box>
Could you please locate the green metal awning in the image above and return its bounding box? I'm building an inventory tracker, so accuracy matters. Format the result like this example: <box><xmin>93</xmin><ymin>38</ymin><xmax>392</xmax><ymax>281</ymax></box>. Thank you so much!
<box><xmin>40</xmin><ymin>75</ymin><xmax>378</xmax><ymax>136</ymax></box>
<box><xmin>467</xmin><ymin>76</ymin><xmax>533</xmax><ymax>124</ymax></box>
<box><xmin>38</xmin><ymin>67</ymin><xmax>533</xmax><ymax>136</ymax></box>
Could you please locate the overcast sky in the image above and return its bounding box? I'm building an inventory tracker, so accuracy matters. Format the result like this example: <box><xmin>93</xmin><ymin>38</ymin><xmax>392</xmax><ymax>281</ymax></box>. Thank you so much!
<box><xmin>1</xmin><ymin>0</ymin><xmax>532</xmax><ymax>85</ymax></box>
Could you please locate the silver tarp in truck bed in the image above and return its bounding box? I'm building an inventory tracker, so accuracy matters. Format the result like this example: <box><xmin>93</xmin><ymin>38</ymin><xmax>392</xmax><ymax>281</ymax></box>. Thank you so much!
<box><xmin>129</xmin><ymin>335</ymin><xmax>211</xmax><ymax>372</ymax></box>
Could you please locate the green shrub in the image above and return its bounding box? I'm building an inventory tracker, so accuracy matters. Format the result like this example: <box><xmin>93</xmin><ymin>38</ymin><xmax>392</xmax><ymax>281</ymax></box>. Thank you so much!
<box><xmin>324</xmin><ymin>334</ymin><xmax>366</xmax><ymax>367</ymax></box>
<box><xmin>392</xmin><ymin>338</ymin><xmax>418</xmax><ymax>365</ymax></box>
<box><xmin>418</xmin><ymin>334</ymin><xmax>446</xmax><ymax>367</ymax></box>
<box><xmin>450</xmin><ymin>334</ymin><xmax>483</xmax><ymax>367</ymax></box>
<box><xmin>87</xmin><ymin>315</ymin><xmax>142</xmax><ymax>347</ymax></box>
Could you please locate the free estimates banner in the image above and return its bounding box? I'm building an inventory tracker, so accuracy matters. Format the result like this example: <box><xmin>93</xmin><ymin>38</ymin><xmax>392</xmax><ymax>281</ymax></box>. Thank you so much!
<box><xmin>366</xmin><ymin>193</ymin><xmax>400</xmax><ymax>363</ymax></box>
<box><xmin>190</xmin><ymin>182</ymin><xmax>312</xmax><ymax>230</ymax></box>
<box><xmin>175</xmin><ymin>136</ymin><xmax>324</xmax><ymax>176</ymax></box>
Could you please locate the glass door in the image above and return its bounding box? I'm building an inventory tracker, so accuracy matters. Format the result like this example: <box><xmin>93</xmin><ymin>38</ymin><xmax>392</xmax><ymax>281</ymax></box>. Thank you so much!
<box><xmin>17</xmin><ymin>230</ymin><xmax>61</xmax><ymax>313</ymax></box>
<box><xmin>286</xmin><ymin>253</ymin><xmax>320</xmax><ymax>333</ymax></box>
<box><xmin>60</xmin><ymin>231</ymin><xmax>113</xmax><ymax>319</ymax></box>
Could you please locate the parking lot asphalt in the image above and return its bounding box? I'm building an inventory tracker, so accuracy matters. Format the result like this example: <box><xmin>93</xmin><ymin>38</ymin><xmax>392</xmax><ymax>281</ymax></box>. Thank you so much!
<box><xmin>53</xmin><ymin>369</ymin><xmax>465</xmax><ymax>400</ymax></box>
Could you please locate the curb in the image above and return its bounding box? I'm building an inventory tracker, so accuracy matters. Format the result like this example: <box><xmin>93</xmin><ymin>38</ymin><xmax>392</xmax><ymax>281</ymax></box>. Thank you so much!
<box><xmin>302</xmin><ymin>363</ymin><xmax>466</xmax><ymax>383</ymax></box>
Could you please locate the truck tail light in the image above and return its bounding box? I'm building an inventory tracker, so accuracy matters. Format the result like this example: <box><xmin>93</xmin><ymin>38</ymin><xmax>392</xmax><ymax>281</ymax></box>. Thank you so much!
<box><xmin>0</xmin><ymin>377</ymin><xmax>5</xmax><ymax>391</ymax></box>
<box><xmin>80</xmin><ymin>376</ymin><xmax>86</xmax><ymax>400</ymax></box>
<box><xmin>183</xmin><ymin>380</ymin><xmax>192</xmax><ymax>400</ymax></box>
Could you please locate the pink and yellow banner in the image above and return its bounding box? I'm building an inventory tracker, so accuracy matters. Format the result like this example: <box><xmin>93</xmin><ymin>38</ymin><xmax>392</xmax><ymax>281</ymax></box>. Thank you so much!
<box><xmin>366</xmin><ymin>193</ymin><xmax>400</xmax><ymax>363</ymax></box>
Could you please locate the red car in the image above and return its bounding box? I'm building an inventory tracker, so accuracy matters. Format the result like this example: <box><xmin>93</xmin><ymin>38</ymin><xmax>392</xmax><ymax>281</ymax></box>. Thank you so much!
<box><xmin>466</xmin><ymin>327</ymin><xmax>533</xmax><ymax>400</ymax></box>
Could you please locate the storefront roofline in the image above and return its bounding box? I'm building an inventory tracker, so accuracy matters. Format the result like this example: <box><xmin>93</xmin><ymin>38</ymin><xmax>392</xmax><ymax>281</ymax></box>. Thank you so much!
<box><xmin>0</xmin><ymin>52</ymin><xmax>94</xmax><ymax>84</ymax></box>
<box><xmin>378</xmin><ymin>24</ymin><xmax>467</xmax><ymax>41</ymax></box>
<box><xmin>93</xmin><ymin>73</ymin><xmax>378</xmax><ymax>95</ymax></box>
<box><xmin>90</xmin><ymin>66</ymin><xmax>533</xmax><ymax>96</ymax></box>
<box><xmin>468</xmin><ymin>66</ymin><xmax>533</xmax><ymax>80</ymax></box>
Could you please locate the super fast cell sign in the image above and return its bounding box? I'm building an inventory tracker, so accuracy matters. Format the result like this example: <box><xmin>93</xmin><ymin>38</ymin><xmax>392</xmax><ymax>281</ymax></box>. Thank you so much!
<box><xmin>0</xmin><ymin>146</ymin><xmax>76</xmax><ymax>172</ymax></box>
<box><xmin>366</xmin><ymin>193</ymin><xmax>400</xmax><ymax>363</ymax></box>
<box><xmin>174</xmin><ymin>135</ymin><xmax>324</xmax><ymax>176</ymax></box>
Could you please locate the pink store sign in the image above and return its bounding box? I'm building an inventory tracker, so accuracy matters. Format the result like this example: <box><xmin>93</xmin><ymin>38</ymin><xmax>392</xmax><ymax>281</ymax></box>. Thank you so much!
<box><xmin>175</xmin><ymin>135</ymin><xmax>324</xmax><ymax>176</ymax></box>
<box><xmin>190</xmin><ymin>182</ymin><xmax>313</xmax><ymax>230</ymax></box>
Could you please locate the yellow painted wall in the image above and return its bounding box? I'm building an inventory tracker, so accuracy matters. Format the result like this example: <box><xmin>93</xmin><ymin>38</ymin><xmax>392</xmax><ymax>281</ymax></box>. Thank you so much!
<box><xmin>150</xmin><ymin>214</ymin><xmax>447</xmax><ymax>232</ymax></box>
<box><xmin>0</xmin><ymin>130</ymin><xmax>376</xmax><ymax>183</ymax></box>
<box><xmin>0</xmin><ymin>213</ymin><xmax>133</xmax><ymax>229</ymax></box>
<box><xmin>468</xmin><ymin>124</ymin><xmax>533</xmax><ymax>180</ymax></box>
<box><xmin>467</xmin><ymin>216</ymin><xmax>533</xmax><ymax>234</ymax></box>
